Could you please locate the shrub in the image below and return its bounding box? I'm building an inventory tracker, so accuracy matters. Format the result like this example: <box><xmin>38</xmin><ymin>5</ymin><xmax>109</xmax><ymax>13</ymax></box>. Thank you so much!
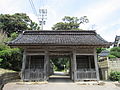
<box><xmin>108</xmin><ymin>55</ymin><xmax>117</xmax><ymax>59</ymax></box>
<box><xmin>109</xmin><ymin>71</ymin><xmax>120</xmax><ymax>81</ymax></box>
<box><xmin>0</xmin><ymin>48</ymin><xmax>22</xmax><ymax>71</ymax></box>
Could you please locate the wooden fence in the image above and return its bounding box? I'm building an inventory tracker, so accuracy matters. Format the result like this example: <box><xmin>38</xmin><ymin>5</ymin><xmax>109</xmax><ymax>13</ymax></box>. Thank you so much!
<box><xmin>22</xmin><ymin>69</ymin><xmax>44</xmax><ymax>81</ymax></box>
<box><xmin>76</xmin><ymin>69</ymin><xmax>97</xmax><ymax>80</ymax></box>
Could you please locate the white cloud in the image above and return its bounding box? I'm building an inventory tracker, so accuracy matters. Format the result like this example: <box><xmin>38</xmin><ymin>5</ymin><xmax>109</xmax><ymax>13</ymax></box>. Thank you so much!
<box><xmin>75</xmin><ymin>0</ymin><xmax>120</xmax><ymax>28</ymax></box>
<box><xmin>74</xmin><ymin>0</ymin><xmax>120</xmax><ymax>42</ymax></box>
<box><xmin>0</xmin><ymin>0</ymin><xmax>26</xmax><ymax>14</ymax></box>
<box><xmin>115</xmin><ymin>29</ymin><xmax>120</xmax><ymax>36</ymax></box>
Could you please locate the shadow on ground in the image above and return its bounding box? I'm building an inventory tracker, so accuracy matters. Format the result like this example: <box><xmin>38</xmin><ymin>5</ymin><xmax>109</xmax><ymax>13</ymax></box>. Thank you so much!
<box><xmin>48</xmin><ymin>72</ymin><xmax>73</xmax><ymax>83</ymax></box>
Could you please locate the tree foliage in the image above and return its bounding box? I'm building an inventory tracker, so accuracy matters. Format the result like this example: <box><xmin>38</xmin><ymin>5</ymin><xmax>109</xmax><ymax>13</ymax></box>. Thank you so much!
<box><xmin>0</xmin><ymin>48</ymin><xmax>22</xmax><ymax>71</ymax></box>
<box><xmin>108</xmin><ymin>54</ymin><xmax>117</xmax><ymax>59</ymax></box>
<box><xmin>96</xmin><ymin>48</ymin><xmax>106</xmax><ymax>53</ymax></box>
<box><xmin>0</xmin><ymin>13</ymin><xmax>40</xmax><ymax>36</ymax></box>
<box><xmin>0</xmin><ymin>30</ymin><xmax>8</xmax><ymax>44</ymax></box>
<box><xmin>0</xmin><ymin>31</ymin><xmax>22</xmax><ymax>71</ymax></box>
<box><xmin>110</xmin><ymin>47</ymin><xmax>120</xmax><ymax>58</ymax></box>
<box><xmin>52</xmin><ymin>16</ymin><xmax>89</xmax><ymax>30</ymax></box>
<box><xmin>109</xmin><ymin>71</ymin><xmax>120</xmax><ymax>81</ymax></box>
<box><xmin>51</xmin><ymin>57</ymin><xmax>69</xmax><ymax>71</ymax></box>
<box><xmin>10</xmin><ymin>32</ymin><xmax>19</xmax><ymax>40</ymax></box>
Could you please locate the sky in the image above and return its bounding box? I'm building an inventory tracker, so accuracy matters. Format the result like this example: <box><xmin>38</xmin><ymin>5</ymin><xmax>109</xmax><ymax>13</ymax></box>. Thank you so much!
<box><xmin>0</xmin><ymin>0</ymin><xmax>120</xmax><ymax>42</ymax></box>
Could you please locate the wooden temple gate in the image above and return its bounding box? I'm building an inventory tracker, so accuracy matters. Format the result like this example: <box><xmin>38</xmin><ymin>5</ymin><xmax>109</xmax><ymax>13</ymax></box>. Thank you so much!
<box><xmin>8</xmin><ymin>30</ymin><xmax>110</xmax><ymax>82</ymax></box>
<box><xmin>21</xmin><ymin>47</ymin><xmax>99</xmax><ymax>81</ymax></box>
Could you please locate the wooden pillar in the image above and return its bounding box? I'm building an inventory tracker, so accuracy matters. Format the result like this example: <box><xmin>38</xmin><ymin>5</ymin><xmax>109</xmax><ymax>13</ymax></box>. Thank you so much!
<box><xmin>88</xmin><ymin>56</ymin><xmax>91</xmax><ymax>70</ymax></box>
<box><xmin>46</xmin><ymin>51</ymin><xmax>50</xmax><ymax>80</ymax></box>
<box><xmin>73</xmin><ymin>50</ymin><xmax>77</xmax><ymax>82</ymax></box>
<box><xmin>44</xmin><ymin>50</ymin><xmax>49</xmax><ymax>80</ymax></box>
<box><xmin>94</xmin><ymin>48</ymin><xmax>100</xmax><ymax>80</ymax></box>
<box><xmin>21</xmin><ymin>49</ymin><xmax>26</xmax><ymax>80</ymax></box>
<box><xmin>70</xmin><ymin>54</ymin><xmax>73</xmax><ymax>80</ymax></box>
<box><xmin>28</xmin><ymin>55</ymin><xmax>31</xmax><ymax>81</ymax></box>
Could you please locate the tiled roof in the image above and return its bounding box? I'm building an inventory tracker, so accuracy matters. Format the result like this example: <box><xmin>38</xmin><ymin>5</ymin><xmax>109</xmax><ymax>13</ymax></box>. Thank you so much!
<box><xmin>114</xmin><ymin>35</ymin><xmax>120</xmax><ymax>47</ymax></box>
<box><xmin>8</xmin><ymin>30</ymin><xmax>110</xmax><ymax>47</ymax></box>
<box><xmin>115</xmin><ymin>36</ymin><xmax>120</xmax><ymax>40</ymax></box>
<box><xmin>98</xmin><ymin>50</ymin><xmax>110</xmax><ymax>57</ymax></box>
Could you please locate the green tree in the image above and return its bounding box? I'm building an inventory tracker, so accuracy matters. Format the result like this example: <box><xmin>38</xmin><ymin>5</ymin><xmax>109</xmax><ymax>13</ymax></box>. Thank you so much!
<box><xmin>29</xmin><ymin>22</ymin><xmax>40</xmax><ymax>30</ymax></box>
<box><xmin>0</xmin><ymin>48</ymin><xmax>22</xmax><ymax>71</ymax></box>
<box><xmin>52</xmin><ymin>16</ymin><xmax>89</xmax><ymax>30</ymax></box>
<box><xmin>0</xmin><ymin>13</ymin><xmax>40</xmax><ymax>36</ymax></box>
<box><xmin>110</xmin><ymin>47</ymin><xmax>120</xmax><ymax>58</ymax></box>
<box><xmin>0</xmin><ymin>31</ymin><xmax>22</xmax><ymax>71</ymax></box>
<box><xmin>0</xmin><ymin>30</ymin><xmax>8</xmax><ymax>44</ymax></box>
<box><xmin>51</xmin><ymin>57</ymin><xmax>69</xmax><ymax>71</ymax></box>
<box><xmin>10</xmin><ymin>32</ymin><xmax>19</xmax><ymax>40</ymax></box>
<box><xmin>96</xmin><ymin>48</ymin><xmax>106</xmax><ymax>53</ymax></box>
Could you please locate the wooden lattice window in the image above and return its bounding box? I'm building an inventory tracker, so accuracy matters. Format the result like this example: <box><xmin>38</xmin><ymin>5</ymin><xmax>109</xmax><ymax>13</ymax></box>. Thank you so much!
<box><xmin>76</xmin><ymin>55</ymin><xmax>95</xmax><ymax>70</ymax></box>
<box><xmin>25</xmin><ymin>55</ymin><xmax>44</xmax><ymax>69</ymax></box>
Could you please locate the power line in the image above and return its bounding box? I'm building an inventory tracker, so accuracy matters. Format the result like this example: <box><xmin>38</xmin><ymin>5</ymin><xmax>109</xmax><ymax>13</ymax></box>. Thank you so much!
<box><xmin>28</xmin><ymin>0</ymin><xmax>38</xmax><ymax>16</ymax></box>
<box><xmin>28</xmin><ymin>0</ymin><xmax>42</xmax><ymax>30</ymax></box>
<box><xmin>28</xmin><ymin>0</ymin><xmax>48</xmax><ymax>30</ymax></box>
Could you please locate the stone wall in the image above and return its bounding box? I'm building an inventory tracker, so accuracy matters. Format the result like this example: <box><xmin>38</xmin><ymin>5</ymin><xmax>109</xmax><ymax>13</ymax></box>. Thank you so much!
<box><xmin>0</xmin><ymin>72</ymin><xmax>20</xmax><ymax>90</ymax></box>
<box><xmin>98</xmin><ymin>58</ymin><xmax>120</xmax><ymax>80</ymax></box>
<box><xmin>109</xmin><ymin>59</ymin><xmax>120</xmax><ymax>71</ymax></box>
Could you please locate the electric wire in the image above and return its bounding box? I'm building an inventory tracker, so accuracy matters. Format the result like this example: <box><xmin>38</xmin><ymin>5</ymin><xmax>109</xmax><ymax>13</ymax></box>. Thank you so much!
<box><xmin>28</xmin><ymin>0</ymin><xmax>48</xmax><ymax>30</ymax></box>
<box><xmin>28</xmin><ymin>0</ymin><xmax>41</xmax><ymax>28</ymax></box>
<box><xmin>28</xmin><ymin>0</ymin><xmax>38</xmax><ymax>16</ymax></box>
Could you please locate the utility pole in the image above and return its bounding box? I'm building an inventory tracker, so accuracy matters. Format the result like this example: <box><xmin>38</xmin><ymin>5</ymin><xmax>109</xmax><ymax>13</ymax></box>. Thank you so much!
<box><xmin>39</xmin><ymin>9</ymin><xmax>47</xmax><ymax>30</ymax></box>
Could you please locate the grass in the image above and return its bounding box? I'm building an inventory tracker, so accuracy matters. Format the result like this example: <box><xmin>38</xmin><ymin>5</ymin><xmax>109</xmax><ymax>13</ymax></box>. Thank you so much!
<box><xmin>0</xmin><ymin>68</ymin><xmax>16</xmax><ymax>74</ymax></box>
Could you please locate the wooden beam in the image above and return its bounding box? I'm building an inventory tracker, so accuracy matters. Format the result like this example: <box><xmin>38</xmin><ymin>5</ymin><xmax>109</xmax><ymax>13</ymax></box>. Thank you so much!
<box><xmin>94</xmin><ymin>48</ymin><xmax>100</xmax><ymax>80</ymax></box>
<box><xmin>76</xmin><ymin>53</ymin><xmax>94</xmax><ymax>55</ymax></box>
<box><xmin>11</xmin><ymin>45</ymin><xmax>107</xmax><ymax>49</ymax></box>
<box><xmin>26</xmin><ymin>53</ymin><xmax>45</xmax><ymax>55</ymax></box>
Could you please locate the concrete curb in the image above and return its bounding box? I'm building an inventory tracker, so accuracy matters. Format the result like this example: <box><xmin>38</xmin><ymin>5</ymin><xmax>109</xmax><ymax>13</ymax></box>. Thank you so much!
<box><xmin>0</xmin><ymin>72</ymin><xmax>20</xmax><ymax>90</ymax></box>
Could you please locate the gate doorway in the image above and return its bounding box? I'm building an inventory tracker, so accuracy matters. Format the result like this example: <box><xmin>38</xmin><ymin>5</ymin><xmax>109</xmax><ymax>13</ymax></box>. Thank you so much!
<box><xmin>48</xmin><ymin>55</ymin><xmax>72</xmax><ymax>82</ymax></box>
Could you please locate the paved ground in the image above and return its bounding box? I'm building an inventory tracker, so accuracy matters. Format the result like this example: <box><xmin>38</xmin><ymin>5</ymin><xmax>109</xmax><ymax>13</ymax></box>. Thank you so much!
<box><xmin>3</xmin><ymin>81</ymin><xmax>120</xmax><ymax>90</ymax></box>
<box><xmin>2</xmin><ymin>72</ymin><xmax>120</xmax><ymax>90</ymax></box>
